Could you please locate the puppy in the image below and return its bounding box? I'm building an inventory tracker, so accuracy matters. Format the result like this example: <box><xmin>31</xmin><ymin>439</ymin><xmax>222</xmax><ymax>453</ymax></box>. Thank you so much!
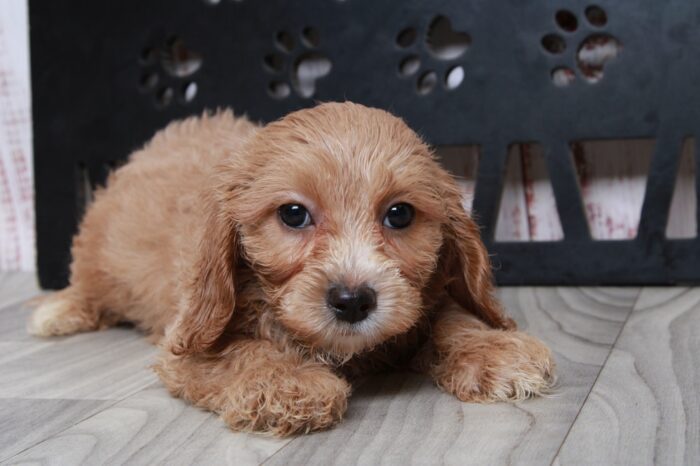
<box><xmin>29</xmin><ymin>102</ymin><xmax>554</xmax><ymax>436</ymax></box>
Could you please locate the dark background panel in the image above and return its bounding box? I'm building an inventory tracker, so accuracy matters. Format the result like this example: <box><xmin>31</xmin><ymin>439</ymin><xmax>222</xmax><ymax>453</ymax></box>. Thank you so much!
<box><xmin>30</xmin><ymin>0</ymin><xmax>700</xmax><ymax>288</ymax></box>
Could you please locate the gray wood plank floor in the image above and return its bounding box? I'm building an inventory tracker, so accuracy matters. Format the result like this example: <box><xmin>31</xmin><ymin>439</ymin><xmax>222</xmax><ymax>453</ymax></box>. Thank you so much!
<box><xmin>0</xmin><ymin>272</ymin><xmax>696</xmax><ymax>465</ymax></box>
<box><xmin>554</xmin><ymin>288</ymin><xmax>700</xmax><ymax>466</ymax></box>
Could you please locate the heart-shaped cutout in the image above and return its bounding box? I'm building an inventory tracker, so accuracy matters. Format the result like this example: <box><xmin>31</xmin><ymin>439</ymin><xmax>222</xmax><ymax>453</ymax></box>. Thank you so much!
<box><xmin>426</xmin><ymin>16</ymin><xmax>471</xmax><ymax>61</ymax></box>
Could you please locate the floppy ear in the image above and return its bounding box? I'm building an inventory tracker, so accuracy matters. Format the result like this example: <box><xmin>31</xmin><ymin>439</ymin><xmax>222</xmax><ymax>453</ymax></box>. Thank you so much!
<box><xmin>439</xmin><ymin>183</ymin><xmax>517</xmax><ymax>331</ymax></box>
<box><xmin>169</xmin><ymin>195</ymin><xmax>239</xmax><ymax>355</ymax></box>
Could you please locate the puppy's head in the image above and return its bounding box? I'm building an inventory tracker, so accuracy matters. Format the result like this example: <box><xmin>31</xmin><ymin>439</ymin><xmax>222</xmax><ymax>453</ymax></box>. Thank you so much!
<box><xmin>171</xmin><ymin>102</ymin><xmax>514</xmax><ymax>357</ymax></box>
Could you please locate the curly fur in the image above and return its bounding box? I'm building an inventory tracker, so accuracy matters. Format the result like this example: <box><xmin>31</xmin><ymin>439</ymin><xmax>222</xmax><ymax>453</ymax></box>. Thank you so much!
<box><xmin>29</xmin><ymin>102</ymin><xmax>554</xmax><ymax>436</ymax></box>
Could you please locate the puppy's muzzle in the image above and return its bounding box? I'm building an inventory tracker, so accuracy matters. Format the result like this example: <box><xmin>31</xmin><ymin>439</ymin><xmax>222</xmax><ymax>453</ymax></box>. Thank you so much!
<box><xmin>326</xmin><ymin>284</ymin><xmax>377</xmax><ymax>323</ymax></box>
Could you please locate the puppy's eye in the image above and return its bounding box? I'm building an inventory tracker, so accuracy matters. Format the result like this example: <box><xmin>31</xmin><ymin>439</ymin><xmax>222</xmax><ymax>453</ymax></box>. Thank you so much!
<box><xmin>383</xmin><ymin>203</ymin><xmax>415</xmax><ymax>229</ymax></box>
<box><xmin>278</xmin><ymin>204</ymin><xmax>313</xmax><ymax>228</ymax></box>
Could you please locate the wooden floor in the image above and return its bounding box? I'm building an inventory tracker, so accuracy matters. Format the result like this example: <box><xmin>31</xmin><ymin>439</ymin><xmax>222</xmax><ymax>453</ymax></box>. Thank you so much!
<box><xmin>1</xmin><ymin>273</ymin><xmax>698</xmax><ymax>465</ymax></box>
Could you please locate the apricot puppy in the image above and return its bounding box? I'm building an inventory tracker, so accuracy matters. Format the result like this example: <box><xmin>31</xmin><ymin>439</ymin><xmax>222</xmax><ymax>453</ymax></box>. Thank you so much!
<box><xmin>29</xmin><ymin>102</ymin><xmax>554</xmax><ymax>436</ymax></box>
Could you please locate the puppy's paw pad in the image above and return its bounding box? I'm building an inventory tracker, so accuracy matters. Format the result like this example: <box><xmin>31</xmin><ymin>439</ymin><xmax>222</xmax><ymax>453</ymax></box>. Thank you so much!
<box><xmin>28</xmin><ymin>298</ymin><xmax>93</xmax><ymax>337</ymax></box>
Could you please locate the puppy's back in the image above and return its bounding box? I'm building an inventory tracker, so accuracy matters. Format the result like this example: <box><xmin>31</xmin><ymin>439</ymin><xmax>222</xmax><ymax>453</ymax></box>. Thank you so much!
<box><xmin>69</xmin><ymin>110</ymin><xmax>259</xmax><ymax>336</ymax></box>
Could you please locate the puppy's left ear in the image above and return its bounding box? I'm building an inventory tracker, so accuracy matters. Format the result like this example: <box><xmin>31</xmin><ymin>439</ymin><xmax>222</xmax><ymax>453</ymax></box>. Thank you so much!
<box><xmin>439</xmin><ymin>180</ymin><xmax>517</xmax><ymax>330</ymax></box>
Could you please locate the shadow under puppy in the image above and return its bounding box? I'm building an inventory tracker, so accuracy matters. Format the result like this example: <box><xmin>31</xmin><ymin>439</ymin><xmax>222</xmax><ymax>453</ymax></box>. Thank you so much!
<box><xmin>29</xmin><ymin>102</ymin><xmax>554</xmax><ymax>436</ymax></box>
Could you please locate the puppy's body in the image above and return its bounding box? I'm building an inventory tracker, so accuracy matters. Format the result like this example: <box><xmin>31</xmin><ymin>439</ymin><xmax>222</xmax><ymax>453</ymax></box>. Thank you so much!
<box><xmin>31</xmin><ymin>103</ymin><xmax>554</xmax><ymax>436</ymax></box>
<box><xmin>32</xmin><ymin>113</ymin><xmax>258</xmax><ymax>337</ymax></box>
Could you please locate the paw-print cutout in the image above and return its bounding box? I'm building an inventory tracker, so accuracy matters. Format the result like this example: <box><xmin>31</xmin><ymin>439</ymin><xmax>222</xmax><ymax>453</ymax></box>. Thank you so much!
<box><xmin>263</xmin><ymin>28</ymin><xmax>332</xmax><ymax>99</ymax></box>
<box><xmin>542</xmin><ymin>5</ymin><xmax>622</xmax><ymax>87</ymax></box>
<box><xmin>139</xmin><ymin>36</ymin><xmax>202</xmax><ymax>108</ymax></box>
<box><xmin>202</xmin><ymin>0</ymin><xmax>243</xmax><ymax>5</ymax></box>
<box><xmin>396</xmin><ymin>16</ymin><xmax>471</xmax><ymax>95</ymax></box>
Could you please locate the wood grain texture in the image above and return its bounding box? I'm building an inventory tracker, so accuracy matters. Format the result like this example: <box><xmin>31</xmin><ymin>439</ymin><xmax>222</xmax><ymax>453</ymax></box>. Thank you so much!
<box><xmin>4</xmin><ymin>273</ymin><xmax>699</xmax><ymax>465</ymax></box>
<box><xmin>0</xmin><ymin>274</ymin><xmax>290</xmax><ymax>465</ymax></box>
<box><xmin>7</xmin><ymin>387</ymin><xmax>291</xmax><ymax>466</ymax></box>
<box><xmin>0</xmin><ymin>267</ymin><xmax>156</xmax><ymax>401</ymax></box>
<box><xmin>0</xmin><ymin>271</ymin><xmax>40</xmax><ymax>309</ymax></box>
<box><xmin>265</xmin><ymin>288</ymin><xmax>640</xmax><ymax>466</ymax></box>
<box><xmin>555</xmin><ymin>287</ymin><xmax>700</xmax><ymax>466</ymax></box>
<box><xmin>0</xmin><ymin>300</ymin><xmax>35</xmax><ymax>342</ymax></box>
<box><xmin>0</xmin><ymin>330</ymin><xmax>158</xmax><ymax>400</ymax></box>
<box><xmin>0</xmin><ymin>398</ymin><xmax>109</xmax><ymax>462</ymax></box>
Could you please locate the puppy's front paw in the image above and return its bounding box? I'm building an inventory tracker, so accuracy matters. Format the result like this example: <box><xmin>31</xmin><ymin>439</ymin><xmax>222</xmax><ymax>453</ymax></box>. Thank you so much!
<box><xmin>432</xmin><ymin>331</ymin><xmax>555</xmax><ymax>403</ymax></box>
<box><xmin>221</xmin><ymin>365</ymin><xmax>351</xmax><ymax>436</ymax></box>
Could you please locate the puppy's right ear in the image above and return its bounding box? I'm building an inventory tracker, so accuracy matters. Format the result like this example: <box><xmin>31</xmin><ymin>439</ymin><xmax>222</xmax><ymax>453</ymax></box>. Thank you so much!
<box><xmin>169</xmin><ymin>195</ymin><xmax>238</xmax><ymax>356</ymax></box>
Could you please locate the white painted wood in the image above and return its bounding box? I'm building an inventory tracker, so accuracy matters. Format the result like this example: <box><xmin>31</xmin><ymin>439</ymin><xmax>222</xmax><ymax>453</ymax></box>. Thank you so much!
<box><xmin>438</xmin><ymin>139</ymin><xmax>695</xmax><ymax>243</ymax></box>
<box><xmin>573</xmin><ymin>139</ymin><xmax>654</xmax><ymax>239</ymax></box>
<box><xmin>667</xmin><ymin>138</ymin><xmax>696</xmax><ymax>239</ymax></box>
<box><xmin>0</xmin><ymin>0</ymin><xmax>34</xmax><ymax>271</ymax></box>
<box><xmin>514</xmin><ymin>138</ymin><xmax>695</xmax><ymax>242</ymax></box>
<box><xmin>434</xmin><ymin>145</ymin><xmax>479</xmax><ymax>215</ymax></box>
<box><xmin>437</xmin><ymin>144</ymin><xmax>533</xmax><ymax>241</ymax></box>
<box><xmin>520</xmin><ymin>143</ymin><xmax>564</xmax><ymax>241</ymax></box>
<box><xmin>495</xmin><ymin>145</ymin><xmax>531</xmax><ymax>241</ymax></box>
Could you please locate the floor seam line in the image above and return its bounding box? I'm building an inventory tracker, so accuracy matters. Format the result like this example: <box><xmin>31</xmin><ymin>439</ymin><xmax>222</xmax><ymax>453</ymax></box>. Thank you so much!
<box><xmin>548</xmin><ymin>286</ymin><xmax>644</xmax><ymax>465</ymax></box>
<box><xmin>258</xmin><ymin>438</ymin><xmax>298</xmax><ymax>466</ymax></box>
<box><xmin>1</xmin><ymin>380</ymin><xmax>160</xmax><ymax>462</ymax></box>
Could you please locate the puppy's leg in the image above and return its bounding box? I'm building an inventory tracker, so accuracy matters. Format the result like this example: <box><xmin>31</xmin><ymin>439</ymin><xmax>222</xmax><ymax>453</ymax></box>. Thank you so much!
<box><xmin>28</xmin><ymin>287</ymin><xmax>105</xmax><ymax>337</ymax></box>
<box><xmin>155</xmin><ymin>339</ymin><xmax>351</xmax><ymax>436</ymax></box>
<box><xmin>428</xmin><ymin>302</ymin><xmax>555</xmax><ymax>402</ymax></box>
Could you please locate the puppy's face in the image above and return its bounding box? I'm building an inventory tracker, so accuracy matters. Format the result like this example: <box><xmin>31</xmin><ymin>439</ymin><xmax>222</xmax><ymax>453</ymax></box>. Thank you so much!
<box><xmin>233</xmin><ymin>104</ymin><xmax>449</xmax><ymax>355</ymax></box>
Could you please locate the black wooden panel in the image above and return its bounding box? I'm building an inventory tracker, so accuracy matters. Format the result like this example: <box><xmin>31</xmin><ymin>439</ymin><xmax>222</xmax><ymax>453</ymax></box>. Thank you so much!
<box><xmin>29</xmin><ymin>0</ymin><xmax>700</xmax><ymax>288</ymax></box>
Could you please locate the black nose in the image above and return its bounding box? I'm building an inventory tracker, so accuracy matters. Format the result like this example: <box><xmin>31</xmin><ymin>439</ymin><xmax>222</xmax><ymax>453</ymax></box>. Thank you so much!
<box><xmin>326</xmin><ymin>284</ymin><xmax>377</xmax><ymax>323</ymax></box>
